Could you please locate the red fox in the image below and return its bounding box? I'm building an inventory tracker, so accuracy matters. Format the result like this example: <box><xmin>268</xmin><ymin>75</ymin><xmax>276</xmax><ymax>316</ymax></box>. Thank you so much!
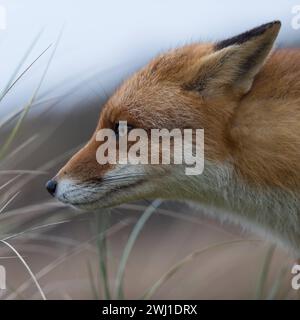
<box><xmin>46</xmin><ymin>21</ymin><xmax>300</xmax><ymax>255</ymax></box>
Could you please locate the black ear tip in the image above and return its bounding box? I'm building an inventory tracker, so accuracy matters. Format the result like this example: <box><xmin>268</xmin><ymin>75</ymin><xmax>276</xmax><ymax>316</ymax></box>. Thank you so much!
<box><xmin>215</xmin><ymin>20</ymin><xmax>281</xmax><ymax>51</ymax></box>
<box><xmin>270</xmin><ymin>20</ymin><xmax>281</xmax><ymax>26</ymax></box>
<box><xmin>264</xmin><ymin>20</ymin><xmax>281</xmax><ymax>30</ymax></box>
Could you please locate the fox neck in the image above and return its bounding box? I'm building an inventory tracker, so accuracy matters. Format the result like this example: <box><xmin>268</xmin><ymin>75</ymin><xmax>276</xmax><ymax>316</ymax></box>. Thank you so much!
<box><xmin>171</xmin><ymin>161</ymin><xmax>300</xmax><ymax>255</ymax></box>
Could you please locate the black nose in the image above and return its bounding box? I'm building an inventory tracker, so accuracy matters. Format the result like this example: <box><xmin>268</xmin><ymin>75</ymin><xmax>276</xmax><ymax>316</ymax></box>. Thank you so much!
<box><xmin>46</xmin><ymin>179</ymin><xmax>57</xmax><ymax>196</ymax></box>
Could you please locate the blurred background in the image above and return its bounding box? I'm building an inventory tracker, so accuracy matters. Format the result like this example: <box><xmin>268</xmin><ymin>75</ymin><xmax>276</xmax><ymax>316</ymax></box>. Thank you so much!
<box><xmin>0</xmin><ymin>0</ymin><xmax>299</xmax><ymax>299</ymax></box>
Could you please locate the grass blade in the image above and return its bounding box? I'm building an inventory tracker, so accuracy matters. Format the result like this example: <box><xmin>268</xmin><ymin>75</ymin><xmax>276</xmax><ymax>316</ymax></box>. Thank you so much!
<box><xmin>86</xmin><ymin>259</ymin><xmax>100</xmax><ymax>300</ymax></box>
<box><xmin>142</xmin><ymin>239</ymin><xmax>261</xmax><ymax>300</ymax></box>
<box><xmin>0</xmin><ymin>191</ymin><xmax>20</xmax><ymax>214</ymax></box>
<box><xmin>0</xmin><ymin>175</ymin><xmax>20</xmax><ymax>191</ymax></box>
<box><xmin>115</xmin><ymin>199</ymin><xmax>162</xmax><ymax>299</ymax></box>
<box><xmin>267</xmin><ymin>264</ymin><xmax>289</xmax><ymax>300</ymax></box>
<box><xmin>0</xmin><ymin>43</ymin><xmax>51</xmax><ymax>104</ymax></box>
<box><xmin>0</xmin><ymin>29</ymin><xmax>44</xmax><ymax>102</ymax></box>
<box><xmin>0</xmin><ymin>26</ymin><xmax>64</xmax><ymax>159</ymax></box>
<box><xmin>255</xmin><ymin>244</ymin><xmax>276</xmax><ymax>300</ymax></box>
<box><xmin>0</xmin><ymin>239</ymin><xmax>46</xmax><ymax>300</ymax></box>
<box><xmin>96</xmin><ymin>210</ymin><xmax>111</xmax><ymax>300</ymax></box>
<box><xmin>5</xmin><ymin>220</ymin><xmax>130</xmax><ymax>300</ymax></box>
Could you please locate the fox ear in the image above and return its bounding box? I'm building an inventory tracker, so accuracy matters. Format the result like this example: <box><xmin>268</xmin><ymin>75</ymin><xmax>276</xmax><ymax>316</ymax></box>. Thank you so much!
<box><xmin>186</xmin><ymin>21</ymin><xmax>281</xmax><ymax>96</ymax></box>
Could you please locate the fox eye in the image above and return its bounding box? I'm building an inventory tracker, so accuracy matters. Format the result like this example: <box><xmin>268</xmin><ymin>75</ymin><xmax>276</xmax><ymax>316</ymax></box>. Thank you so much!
<box><xmin>114</xmin><ymin>122</ymin><xmax>134</xmax><ymax>137</ymax></box>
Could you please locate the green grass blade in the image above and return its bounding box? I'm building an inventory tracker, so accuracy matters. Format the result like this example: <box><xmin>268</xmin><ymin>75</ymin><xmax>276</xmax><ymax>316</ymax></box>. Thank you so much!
<box><xmin>267</xmin><ymin>264</ymin><xmax>289</xmax><ymax>300</ymax></box>
<box><xmin>0</xmin><ymin>43</ymin><xmax>51</xmax><ymax>104</ymax></box>
<box><xmin>96</xmin><ymin>210</ymin><xmax>111</xmax><ymax>300</ymax></box>
<box><xmin>0</xmin><ymin>29</ymin><xmax>44</xmax><ymax>102</ymax></box>
<box><xmin>0</xmin><ymin>26</ymin><xmax>64</xmax><ymax>160</ymax></box>
<box><xmin>255</xmin><ymin>244</ymin><xmax>276</xmax><ymax>300</ymax></box>
<box><xmin>86</xmin><ymin>259</ymin><xmax>100</xmax><ymax>300</ymax></box>
<box><xmin>0</xmin><ymin>239</ymin><xmax>46</xmax><ymax>300</ymax></box>
<box><xmin>115</xmin><ymin>199</ymin><xmax>162</xmax><ymax>299</ymax></box>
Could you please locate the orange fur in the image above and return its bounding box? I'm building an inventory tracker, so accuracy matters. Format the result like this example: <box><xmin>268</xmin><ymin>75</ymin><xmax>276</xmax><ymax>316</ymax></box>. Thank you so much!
<box><xmin>49</xmin><ymin>20</ymin><xmax>300</xmax><ymax>253</ymax></box>
<box><xmin>231</xmin><ymin>49</ymin><xmax>300</xmax><ymax>189</ymax></box>
<box><xmin>58</xmin><ymin>21</ymin><xmax>300</xmax><ymax>192</ymax></box>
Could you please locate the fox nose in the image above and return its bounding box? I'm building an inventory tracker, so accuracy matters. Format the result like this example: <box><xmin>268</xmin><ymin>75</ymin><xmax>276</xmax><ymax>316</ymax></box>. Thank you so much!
<box><xmin>46</xmin><ymin>179</ymin><xmax>57</xmax><ymax>196</ymax></box>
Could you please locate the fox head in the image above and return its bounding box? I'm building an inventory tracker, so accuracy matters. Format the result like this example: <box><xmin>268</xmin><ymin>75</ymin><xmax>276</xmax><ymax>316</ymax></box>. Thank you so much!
<box><xmin>46</xmin><ymin>21</ymin><xmax>281</xmax><ymax>210</ymax></box>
